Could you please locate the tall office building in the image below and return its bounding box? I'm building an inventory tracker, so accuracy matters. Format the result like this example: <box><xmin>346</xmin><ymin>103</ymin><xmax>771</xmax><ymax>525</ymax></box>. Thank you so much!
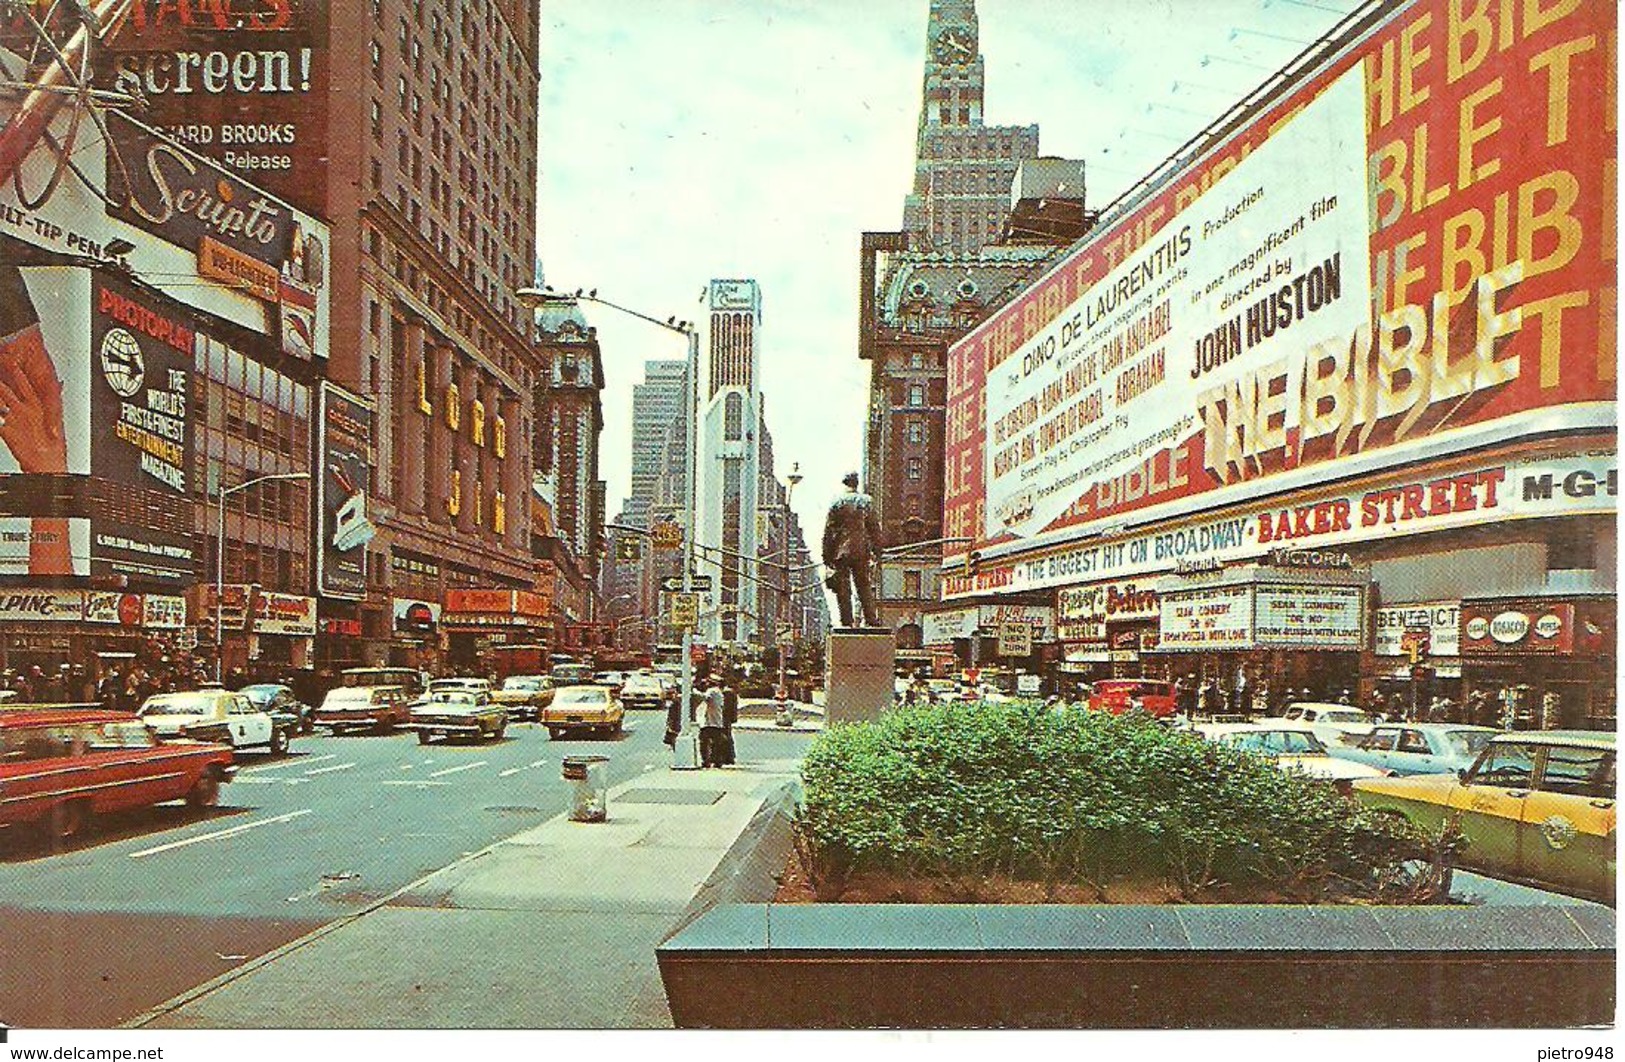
<box><xmin>627</xmin><ymin>360</ymin><xmax>690</xmax><ymax>528</ymax></box>
<box><xmin>696</xmin><ymin>279</ymin><xmax>764</xmax><ymax>647</ymax></box>
<box><xmin>901</xmin><ymin>0</ymin><xmax>1039</xmax><ymax>254</ymax></box>
<box><xmin>858</xmin><ymin>0</ymin><xmax>1086</xmax><ymax>655</ymax></box>
<box><xmin>315</xmin><ymin>0</ymin><xmax>543</xmax><ymax>668</ymax></box>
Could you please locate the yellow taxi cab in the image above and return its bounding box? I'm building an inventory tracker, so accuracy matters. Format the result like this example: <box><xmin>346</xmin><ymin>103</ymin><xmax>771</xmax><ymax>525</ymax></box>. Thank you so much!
<box><xmin>540</xmin><ymin>683</ymin><xmax>624</xmax><ymax>740</ymax></box>
<box><xmin>1353</xmin><ymin>731</ymin><xmax>1615</xmax><ymax>903</ymax></box>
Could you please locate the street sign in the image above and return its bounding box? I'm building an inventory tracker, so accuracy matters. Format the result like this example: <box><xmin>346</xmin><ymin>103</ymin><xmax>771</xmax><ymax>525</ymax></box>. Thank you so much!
<box><xmin>661</xmin><ymin>574</ymin><xmax>713</xmax><ymax>593</ymax></box>
<box><xmin>651</xmin><ymin>521</ymin><xmax>683</xmax><ymax>551</ymax></box>
<box><xmin>615</xmin><ymin>537</ymin><xmax>643</xmax><ymax>562</ymax></box>
<box><xmin>997</xmin><ymin>622</ymin><xmax>1033</xmax><ymax>657</ymax></box>
<box><xmin>669</xmin><ymin>592</ymin><xmax>699</xmax><ymax>630</ymax></box>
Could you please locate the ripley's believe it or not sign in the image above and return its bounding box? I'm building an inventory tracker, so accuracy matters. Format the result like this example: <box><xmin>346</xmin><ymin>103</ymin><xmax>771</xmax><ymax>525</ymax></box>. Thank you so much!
<box><xmin>943</xmin><ymin>0</ymin><xmax>1614</xmax><ymax>587</ymax></box>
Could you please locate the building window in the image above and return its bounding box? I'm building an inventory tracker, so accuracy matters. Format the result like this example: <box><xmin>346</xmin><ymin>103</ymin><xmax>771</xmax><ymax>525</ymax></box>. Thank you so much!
<box><xmin>907</xmin><ymin>420</ymin><xmax>924</xmax><ymax>444</ymax></box>
<box><xmin>907</xmin><ymin>458</ymin><xmax>922</xmax><ymax>480</ymax></box>
<box><xmin>724</xmin><ymin>392</ymin><xmax>743</xmax><ymax>441</ymax></box>
<box><xmin>907</xmin><ymin>383</ymin><xmax>925</xmax><ymax>407</ymax></box>
<box><xmin>903</xmin><ymin>570</ymin><xmax>922</xmax><ymax>599</ymax></box>
<box><xmin>370</xmin><ymin>39</ymin><xmax>382</xmax><ymax>82</ymax></box>
<box><xmin>370</xmin><ymin>100</ymin><xmax>382</xmax><ymax>140</ymax></box>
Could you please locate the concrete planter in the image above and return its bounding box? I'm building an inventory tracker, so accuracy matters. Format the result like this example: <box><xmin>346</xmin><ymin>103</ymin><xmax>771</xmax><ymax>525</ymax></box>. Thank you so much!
<box><xmin>657</xmin><ymin>901</ymin><xmax>1614</xmax><ymax>1028</ymax></box>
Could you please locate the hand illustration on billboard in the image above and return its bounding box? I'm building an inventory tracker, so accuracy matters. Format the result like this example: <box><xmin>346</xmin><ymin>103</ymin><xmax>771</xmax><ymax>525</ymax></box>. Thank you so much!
<box><xmin>329</xmin><ymin>461</ymin><xmax>376</xmax><ymax>552</ymax></box>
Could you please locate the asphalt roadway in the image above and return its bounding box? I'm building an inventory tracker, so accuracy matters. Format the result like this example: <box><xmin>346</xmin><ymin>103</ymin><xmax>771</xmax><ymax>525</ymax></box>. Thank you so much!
<box><xmin>0</xmin><ymin>711</ymin><xmax>808</xmax><ymax>1029</ymax></box>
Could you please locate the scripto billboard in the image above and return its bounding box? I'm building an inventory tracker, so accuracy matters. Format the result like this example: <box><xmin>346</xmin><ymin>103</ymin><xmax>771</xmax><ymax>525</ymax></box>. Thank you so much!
<box><xmin>316</xmin><ymin>382</ymin><xmax>376</xmax><ymax>599</ymax></box>
<box><xmin>99</xmin><ymin>0</ymin><xmax>329</xmax><ymax>215</ymax></box>
<box><xmin>944</xmin><ymin>0</ymin><xmax>1614</xmax><ymax>555</ymax></box>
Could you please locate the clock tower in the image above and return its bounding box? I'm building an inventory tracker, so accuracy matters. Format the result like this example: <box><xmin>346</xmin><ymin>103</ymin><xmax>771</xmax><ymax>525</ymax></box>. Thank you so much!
<box><xmin>901</xmin><ymin>0</ymin><xmax>1039</xmax><ymax>253</ymax></box>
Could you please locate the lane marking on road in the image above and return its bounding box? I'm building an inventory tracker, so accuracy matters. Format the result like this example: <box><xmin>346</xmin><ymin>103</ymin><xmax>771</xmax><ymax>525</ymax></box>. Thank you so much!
<box><xmin>428</xmin><ymin>761</ymin><xmax>487</xmax><ymax>778</ymax></box>
<box><xmin>304</xmin><ymin>762</ymin><xmax>356</xmax><ymax>776</ymax></box>
<box><xmin>380</xmin><ymin>780</ymin><xmax>450</xmax><ymax>787</ymax></box>
<box><xmin>129</xmin><ymin>809</ymin><xmax>313</xmax><ymax>859</ymax></box>
<box><xmin>236</xmin><ymin>777</ymin><xmax>310</xmax><ymax>786</ymax></box>
<box><xmin>498</xmin><ymin>759</ymin><xmax>547</xmax><ymax>778</ymax></box>
<box><xmin>240</xmin><ymin>754</ymin><xmax>335</xmax><ymax>774</ymax></box>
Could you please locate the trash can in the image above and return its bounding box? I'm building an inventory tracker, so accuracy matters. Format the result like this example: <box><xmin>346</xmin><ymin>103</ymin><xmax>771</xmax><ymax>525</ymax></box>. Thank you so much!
<box><xmin>562</xmin><ymin>755</ymin><xmax>610</xmax><ymax>822</ymax></box>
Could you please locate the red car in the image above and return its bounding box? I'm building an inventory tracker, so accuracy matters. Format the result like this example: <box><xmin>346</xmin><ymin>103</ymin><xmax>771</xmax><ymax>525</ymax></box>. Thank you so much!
<box><xmin>1086</xmin><ymin>679</ymin><xmax>1178</xmax><ymax>718</ymax></box>
<box><xmin>0</xmin><ymin>708</ymin><xmax>236</xmax><ymax>842</ymax></box>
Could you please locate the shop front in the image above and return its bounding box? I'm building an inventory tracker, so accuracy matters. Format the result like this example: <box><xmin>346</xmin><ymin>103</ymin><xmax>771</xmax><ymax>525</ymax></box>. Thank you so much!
<box><xmin>1154</xmin><ymin>563</ymin><xmax>1369</xmax><ymax>713</ymax></box>
<box><xmin>1459</xmin><ymin>599</ymin><xmax>1615</xmax><ymax>731</ymax></box>
<box><xmin>195</xmin><ymin>585</ymin><xmax>314</xmax><ymax>681</ymax></box>
<box><xmin>0</xmin><ymin>589</ymin><xmax>190</xmax><ymax>695</ymax></box>
<box><xmin>442</xmin><ymin>589</ymin><xmax>550</xmax><ymax>674</ymax></box>
<box><xmin>390</xmin><ymin>596</ymin><xmax>443</xmax><ymax>671</ymax></box>
<box><xmin>317</xmin><ymin>600</ymin><xmax>366</xmax><ymax>672</ymax></box>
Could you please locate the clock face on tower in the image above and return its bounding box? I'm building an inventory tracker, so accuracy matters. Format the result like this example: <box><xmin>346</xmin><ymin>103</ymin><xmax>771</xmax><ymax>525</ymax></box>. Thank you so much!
<box><xmin>933</xmin><ymin>26</ymin><xmax>975</xmax><ymax>64</ymax></box>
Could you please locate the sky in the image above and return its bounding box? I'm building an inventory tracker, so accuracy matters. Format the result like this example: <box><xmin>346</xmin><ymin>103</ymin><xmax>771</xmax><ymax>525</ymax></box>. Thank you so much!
<box><xmin>535</xmin><ymin>0</ymin><xmax>1362</xmax><ymax>557</ymax></box>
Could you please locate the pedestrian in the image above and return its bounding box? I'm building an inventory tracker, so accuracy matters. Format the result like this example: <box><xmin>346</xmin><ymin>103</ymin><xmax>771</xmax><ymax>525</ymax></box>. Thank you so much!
<box><xmin>699</xmin><ymin>679</ymin><xmax>727</xmax><ymax>769</ymax></box>
<box><xmin>720</xmin><ymin>679</ymin><xmax>739</xmax><ymax>766</ymax></box>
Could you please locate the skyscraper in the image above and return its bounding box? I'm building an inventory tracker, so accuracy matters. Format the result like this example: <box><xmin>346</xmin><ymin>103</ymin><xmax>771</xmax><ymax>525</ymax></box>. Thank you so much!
<box><xmin>901</xmin><ymin>0</ymin><xmax>1039</xmax><ymax>254</ymax></box>
<box><xmin>697</xmin><ymin>279</ymin><xmax>763</xmax><ymax>647</ymax></box>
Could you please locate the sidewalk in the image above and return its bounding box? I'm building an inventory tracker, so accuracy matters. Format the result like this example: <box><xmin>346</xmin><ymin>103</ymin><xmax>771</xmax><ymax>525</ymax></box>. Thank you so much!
<box><xmin>130</xmin><ymin>756</ymin><xmax>804</xmax><ymax>1030</ymax></box>
<box><xmin>735</xmin><ymin>697</ymin><xmax>825</xmax><ymax>734</ymax></box>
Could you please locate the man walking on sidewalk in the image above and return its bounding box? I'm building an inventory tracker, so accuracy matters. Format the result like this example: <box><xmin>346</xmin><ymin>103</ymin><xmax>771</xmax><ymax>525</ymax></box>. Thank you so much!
<box><xmin>699</xmin><ymin>678</ymin><xmax>727</xmax><ymax>768</ymax></box>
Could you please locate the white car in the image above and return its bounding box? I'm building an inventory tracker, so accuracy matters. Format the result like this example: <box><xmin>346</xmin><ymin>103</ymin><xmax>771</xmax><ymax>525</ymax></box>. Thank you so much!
<box><xmin>426</xmin><ymin>677</ymin><xmax>492</xmax><ymax>700</ymax></box>
<box><xmin>137</xmin><ymin>689</ymin><xmax>293</xmax><ymax>755</ymax></box>
<box><xmin>1196</xmin><ymin>722</ymin><xmax>1388</xmax><ymax>791</ymax></box>
<box><xmin>1256</xmin><ymin>702</ymin><xmax>1376</xmax><ymax>746</ymax></box>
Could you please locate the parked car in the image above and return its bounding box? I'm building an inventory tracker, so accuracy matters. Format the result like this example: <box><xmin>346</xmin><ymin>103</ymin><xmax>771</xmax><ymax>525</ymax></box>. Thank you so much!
<box><xmin>137</xmin><ymin>689</ymin><xmax>296</xmax><ymax>756</ymax></box>
<box><xmin>1258</xmin><ymin>702</ymin><xmax>1376</xmax><ymax>746</ymax></box>
<box><xmin>1354</xmin><ymin>731</ymin><xmax>1616</xmax><ymax>903</ymax></box>
<box><xmin>1330</xmin><ymin>723</ymin><xmax>1497</xmax><ymax>777</ymax></box>
<box><xmin>238</xmin><ymin>683</ymin><xmax>315</xmax><ymax>734</ymax></box>
<box><xmin>1087</xmin><ymin>679</ymin><xmax>1177</xmax><ymax>718</ymax></box>
<box><xmin>490</xmin><ymin>675</ymin><xmax>554</xmax><ymax>721</ymax></box>
<box><xmin>619</xmin><ymin>673</ymin><xmax>665</xmax><ymax>710</ymax></box>
<box><xmin>541</xmin><ymin>684</ymin><xmax>624</xmax><ymax>740</ymax></box>
<box><xmin>592</xmin><ymin>671</ymin><xmax>626</xmax><ymax>693</ymax></box>
<box><xmin>0</xmin><ymin>708</ymin><xmax>236</xmax><ymax>842</ymax></box>
<box><xmin>1196</xmin><ymin>722</ymin><xmax>1388</xmax><ymax>793</ymax></box>
<box><xmin>316</xmin><ymin>685</ymin><xmax>411</xmax><ymax>735</ymax></box>
<box><xmin>337</xmin><ymin>666</ymin><xmax>426</xmax><ymax>701</ymax></box>
<box><xmin>408</xmin><ymin>690</ymin><xmax>508</xmax><ymax>745</ymax></box>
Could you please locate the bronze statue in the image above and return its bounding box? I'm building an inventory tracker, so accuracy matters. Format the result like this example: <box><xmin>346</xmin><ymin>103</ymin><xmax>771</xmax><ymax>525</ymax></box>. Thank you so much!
<box><xmin>822</xmin><ymin>472</ymin><xmax>883</xmax><ymax>629</ymax></box>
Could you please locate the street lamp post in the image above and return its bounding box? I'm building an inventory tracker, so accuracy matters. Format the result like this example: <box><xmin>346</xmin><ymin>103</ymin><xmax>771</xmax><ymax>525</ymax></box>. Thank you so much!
<box><xmin>777</xmin><ymin>461</ymin><xmax>801</xmax><ymax>693</ymax></box>
<box><xmin>517</xmin><ymin>285</ymin><xmax>701</xmax><ymax>734</ymax></box>
<box><xmin>215</xmin><ymin>471</ymin><xmax>311</xmax><ymax>682</ymax></box>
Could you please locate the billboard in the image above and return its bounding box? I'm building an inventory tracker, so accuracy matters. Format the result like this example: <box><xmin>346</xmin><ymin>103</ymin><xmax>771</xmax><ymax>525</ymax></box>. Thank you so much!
<box><xmin>0</xmin><ymin>268</ymin><xmax>196</xmax><ymax>583</ymax></box>
<box><xmin>316</xmin><ymin>382</ymin><xmax>376</xmax><ymax>599</ymax></box>
<box><xmin>99</xmin><ymin>0</ymin><xmax>330</xmax><ymax>215</ymax></box>
<box><xmin>944</xmin><ymin>0</ymin><xmax>1614</xmax><ymax>557</ymax></box>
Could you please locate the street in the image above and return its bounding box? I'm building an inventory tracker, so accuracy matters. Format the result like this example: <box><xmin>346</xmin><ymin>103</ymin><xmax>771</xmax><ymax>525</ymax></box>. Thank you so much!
<box><xmin>0</xmin><ymin>713</ymin><xmax>803</xmax><ymax>1029</ymax></box>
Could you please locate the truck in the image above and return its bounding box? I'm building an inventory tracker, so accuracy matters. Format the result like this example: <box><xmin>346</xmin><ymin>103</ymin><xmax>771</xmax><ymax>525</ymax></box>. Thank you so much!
<box><xmin>489</xmin><ymin>643</ymin><xmax>548</xmax><ymax>681</ymax></box>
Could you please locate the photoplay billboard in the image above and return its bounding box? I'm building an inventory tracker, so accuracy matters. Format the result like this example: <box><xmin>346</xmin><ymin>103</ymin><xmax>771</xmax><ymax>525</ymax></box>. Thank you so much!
<box><xmin>944</xmin><ymin>0</ymin><xmax>1614</xmax><ymax>556</ymax></box>
<box><xmin>0</xmin><ymin>268</ymin><xmax>196</xmax><ymax>583</ymax></box>
<box><xmin>316</xmin><ymin>382</ymin><xmax>376</xmax><ymax>599</ymax></box>
<box><xmin>99</xmin><ymin>0</ymin><xmax>330</xmax><ymax>215</ymax></box>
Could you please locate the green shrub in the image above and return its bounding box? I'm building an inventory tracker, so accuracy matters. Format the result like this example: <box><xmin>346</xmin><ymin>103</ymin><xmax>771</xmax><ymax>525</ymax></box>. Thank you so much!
<box><xmin>796</xmin><ymin>701</ymin><xmax>1435</xmax><ymax>902</ymax></box>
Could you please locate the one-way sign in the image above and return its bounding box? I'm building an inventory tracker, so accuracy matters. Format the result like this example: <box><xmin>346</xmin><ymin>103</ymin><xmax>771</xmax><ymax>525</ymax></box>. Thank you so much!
<box><xmin>662</xmin><ymin>575</ymin><xmax>713</xmax><ymax>592</ymax></box>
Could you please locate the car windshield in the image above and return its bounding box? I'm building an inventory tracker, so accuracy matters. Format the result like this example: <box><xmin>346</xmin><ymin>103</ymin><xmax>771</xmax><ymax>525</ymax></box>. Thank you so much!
<box><xmin>1324</xmin><ymin>710</ymin><xmax>1369</xmax><ymax>724</ymax></box>
<box><xmin>239</xmin><ymin>686</ymin><xmax>280</xmax><ymax>704</ymax></box>
<box><xmin>324</xmin><ymin>689</ymin><xmax>374</xmax><ymax>703</ymax></box>
<box><xmin>501</xmin><ymin>677</ymin><xmax>540</xmax><ymax>691</ymax></box>
<box><xmin>555</xmin><ymin>688</ymin><xmax>606</xmax><ymax>705</ymax></box>
<box><xmin>87</xmin><ymin>720</ymin><xmax>158</xmax><ymax>750</ymax></box>
<box><xmin>1442</xmin><ymin>730</ymin><xmax>1494</xmax><ymax>758</ymax></box>
<box><xmin>624</xmin><ymin>677</ymin><xmax>659</xmax><ymax>689</ymax></box>
<box><xmin>1227</xmin><ymin>730</ymin><xmax>1326</xmax><ymax>755</ymax></box>
<box><xmin>425</xmin><ymin>692</ymin><xmax>476</xmax><ymax>705</ymax></box>
<box><xmin>139</xmin><ymin>693</ymin><xmax>215</xmax><ymax>716</ymax></box>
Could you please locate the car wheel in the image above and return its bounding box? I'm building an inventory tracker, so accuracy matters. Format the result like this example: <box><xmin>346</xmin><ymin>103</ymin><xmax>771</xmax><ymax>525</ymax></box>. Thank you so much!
<box><xmin>417</xmin><ymin>730</ymin><xmax>433</xmax><ymax>745</ymax></box>
<box><xmin>270</xmin><ymin>727</ymin><xmax>290</xmax><ymax>756</ymax></box>
<box><xmin>185</xmin><ymin>772</ymin><xmax>220</xmax><ymax>809</ymax></box>
<box><xmin>301</xmin><ymin>714</ymin><xmax>314</xmax><ymax>735</ymax></box>
<box><xmin>547</xmin><ymin>727</ymin><xmax>562</xmax><ymax>740</ymax></box>
<box><xmin>493</xmin><ymin>723</ymin><xmax>506</xmax><ymax>740</ymax></box>
<box><xmin>47</xmin><ymin>799</ymin><xmax>92</xmax><ymax>841</ymax></box>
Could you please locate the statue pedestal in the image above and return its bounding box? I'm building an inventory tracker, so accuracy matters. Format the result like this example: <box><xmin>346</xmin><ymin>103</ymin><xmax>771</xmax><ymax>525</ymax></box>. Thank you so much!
<box><xmin>824</xmin><ymin>628</ymin><xmax>895</xmax><ymax>726</ymax></box>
